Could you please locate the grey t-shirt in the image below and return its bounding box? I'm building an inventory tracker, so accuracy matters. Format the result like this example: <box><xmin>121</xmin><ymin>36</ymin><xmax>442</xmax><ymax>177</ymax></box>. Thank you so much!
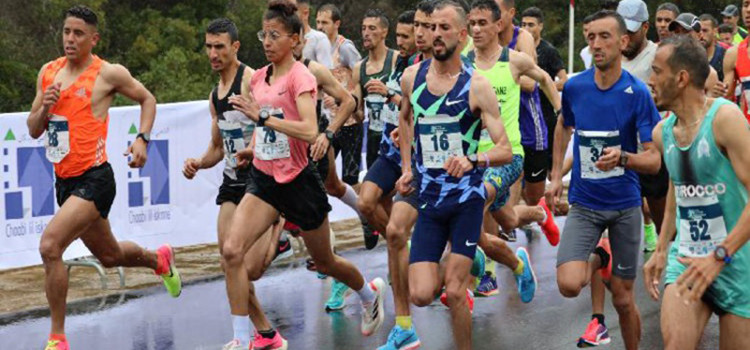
<box><xmin>335</xmin><ymin>38</ymin><xmax>361</xmax><ymax>69</ymax></box>
<box><xmin>304</xmin><ymin>29</ymin><xmax>333</xmax><ymax>69</ymax></box>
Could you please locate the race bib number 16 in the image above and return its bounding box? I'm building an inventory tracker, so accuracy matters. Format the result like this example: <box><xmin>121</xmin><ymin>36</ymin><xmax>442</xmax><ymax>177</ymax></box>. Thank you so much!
<box><xmin>418</xmin><ymin>114</ymin><xmax>464</xmax><ymax>169</ymax></box>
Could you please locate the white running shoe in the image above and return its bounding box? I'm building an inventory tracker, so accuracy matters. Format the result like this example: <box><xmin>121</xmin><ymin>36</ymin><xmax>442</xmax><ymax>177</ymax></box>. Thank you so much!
<box><xmin>361</xmin><ymin>277</ymin><xmax>386</xmax><ymax>336</ymax></box>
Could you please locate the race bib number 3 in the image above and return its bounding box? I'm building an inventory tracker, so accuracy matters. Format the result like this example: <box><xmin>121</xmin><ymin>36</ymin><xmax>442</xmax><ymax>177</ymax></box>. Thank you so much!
<box><xmin>366</xmin><ymin>94</ymin><xmax>387</xmax><ymax>132</ymax></box>
<box><xmin>578</xmin><ymin>130</ymin><xmax>624</xmax><ymax>179</ymax></box>
<box><xmin>678</xmin><ymin>195</ymin><xmax>728</xmax><ymax>258</ymax></box>
<box><xmin>218</xmin><ymin>120</ymin><xmax>245</xmax><ymax>168</ymax></box>
<box><xmin>45</xmin><ymin>115</ymin><xmax>70</xmax><ymax>163</ymax></box>
<box><xmin>418</xmin><ymin>114</ymin><xmax>464</xmax><ymax>169</ymax></box>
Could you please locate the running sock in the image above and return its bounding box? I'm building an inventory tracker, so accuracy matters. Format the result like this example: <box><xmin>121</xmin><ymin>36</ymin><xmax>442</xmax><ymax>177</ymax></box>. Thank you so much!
<box><xmin>49</xmin><ymin>334</ymin><xmax>67</xmax><ymax>342</ymax></box>
<box><xmin>644</xmin><ymin>222</ymin><xmax>657</xmax><ymax>237</ymax></box>
<box><xmin>592</xmin><ymin>314</ymin><xmax>605</xmax><ymax>326</ymax></box>
<box><xmin>593</xmin><ymin>246</ymin><xmax>611</xmax><ymax>270</ymax></box>
<box><xmin>396</xmin><ymin>316</ymin><xmax>413</xmax><ymax>330</ymax></box>
<box><xmin>486</xmin><ymin>259</ymin><xmax>497</xmax><ymax>278</ymax></box>
<box><xmin>340</xmin><ymin>184</ymin><xmax>361</xmax><ymax>215</ymax></box>
<box><xmin>258</xmin><ymin>329</ymin><xmax>277</xmax><ymax>339</ymax></box>
<box><xmin>232</xmin><ymin>315</ymin><xmax>252</xmax><ymax>346</ymax></box>
<box><xmin>357</xmin><ymin>280</ymin><xmax>376</xmax><ymax>304</ymax></box>
<box><xmin>513</xmin><ymin>257</ymin><xmax>525</xmax><ymax>276</ymax></box>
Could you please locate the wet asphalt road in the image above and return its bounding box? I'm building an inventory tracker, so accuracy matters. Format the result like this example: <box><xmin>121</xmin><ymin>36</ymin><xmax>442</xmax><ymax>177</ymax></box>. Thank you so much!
<box><xmin>0</xmin><ymin>217</ymin><xmax>721</xmax><ymax>350</ymax></box>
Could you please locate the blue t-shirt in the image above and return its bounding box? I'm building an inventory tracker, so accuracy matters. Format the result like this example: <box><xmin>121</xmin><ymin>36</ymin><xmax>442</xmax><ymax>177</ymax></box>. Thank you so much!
<box><xmin>562</xmin><ymin>68</ymin><xmax>660</xmax><ymax>211</ymax></box>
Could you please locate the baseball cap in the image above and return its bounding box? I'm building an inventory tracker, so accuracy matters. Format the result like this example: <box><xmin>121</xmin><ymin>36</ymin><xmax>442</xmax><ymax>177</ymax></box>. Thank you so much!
<box><xmin>722</xmin><ymin>5</ymin><xmax>739</xmax><ymax>17</ymax></box>
<box><xmin>617</xmin><ymin>0</ymin><xmax>649</xmax><ymax>32</ymax></box>
<box><xmin>669</xmin><ymin>13</ymin><xmax>701</xmax><ymax>32</ymax></box>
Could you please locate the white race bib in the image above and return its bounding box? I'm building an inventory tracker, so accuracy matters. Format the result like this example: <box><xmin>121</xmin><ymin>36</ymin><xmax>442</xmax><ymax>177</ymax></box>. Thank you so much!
<box><xmin>218</xmin><ymin>120</ymin><xmax>245</xmax><ymax>169</ymax></box>
<box><xmin>382</xmin><ymin>105</ymin><xmax>398</xmax><ymax>126</ymax></box>
<box><xmin>677</xmin><ymin>195</ymin><xmax>728</xmax><ymax>257</ymax></box>
<box><xmin>254</xmin><ymin>107</ymin><xmax>290</xmax><ymax>160</ymax></box>
<box><xmin>45</xmin><ymin>115</ymin><xmax>70</xmax><ymax>164</ymax></box>
<box><xmin>366</xmin><ymin>94</ymin><xmax>386</xmax><ymax>132</ymax></box>
<box><xmin>578</xmin><ymin>130</ymin><xmax>624</xmax><ymax>179</ymax></box>
<box><xmin>418</xmin><ymin>114</ymin><xmax>464</xmax><ymax>169</ymax></box>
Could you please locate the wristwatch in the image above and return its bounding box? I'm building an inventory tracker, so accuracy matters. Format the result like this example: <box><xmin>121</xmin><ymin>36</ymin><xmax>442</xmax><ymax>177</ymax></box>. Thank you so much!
<box><xmin>618</xmin><ymin>152</ymin><xmax>629</xmax><ymax>167</ymax></box>
<box><xmin>258</xmin><ymin>109</ymin><xmax>270</xmax><ymax>127</ymax></box>
<box><xmin>136</xmin><ymin>132</ymin><xmax>150</xmax><ymax>144</ymax></box>
<box><xmin>324</xmin><ymin>129</ymin><xmax>335</xmax><ymax>141</ymax></box>
<box><xmin>467</xmin><ymin>154</ymin><xmax>478</xmax><ymax>169</ymax></box>
<box><xmin>714</xmin><ymin>246</ymin><xmax>732</xmax><ymax>265</ymax></box>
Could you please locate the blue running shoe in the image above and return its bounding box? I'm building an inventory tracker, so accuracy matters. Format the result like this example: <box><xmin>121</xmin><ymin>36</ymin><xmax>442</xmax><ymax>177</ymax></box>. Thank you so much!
<box><xmin>514</xmin><ymin>247</ymin><xmax>537</xmax><ymax>303</ymax></box>
<box><xmin>474</xmin><ymin>272</ymin><xmax>499</xmax><ymax>297</ymax></box>
<box><xmin>325</xmin><ymin>279</ymin><xmax>351</xmax><ymax>311</ymax></box>
<box><xmin>378</xmin><ymin>325</ymin><xmax>421</xmax><ymax>350</ymax></box>
<box><xmin>471</xmin><ymin>247</ymin><xmax>486</xmax><ymax>277</ymax></box>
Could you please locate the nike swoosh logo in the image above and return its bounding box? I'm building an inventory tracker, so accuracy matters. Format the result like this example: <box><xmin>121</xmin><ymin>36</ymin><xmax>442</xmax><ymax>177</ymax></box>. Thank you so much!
<box><xmin>465</xmin><ymin>240</ymin><xmax>477</xmax><ymax>247</ymax></box>
<box><xmin>531</xmin><ymin>169</ymin><xmax>545</xmax><ymax>177</ymax></box>
<box><xmin>278</xmin><ymin>241</ymin><xmax>290</xmax><ymax>250</ymax></box>
<box><xmin>617</xmin><ymin>264</ymin><xmax>632</xmax><ymax>270</ymax></box>
<box><xmin>446</xmin><ymin>99</ymin><xmax>462</xmax><ymax>106</ymax></box>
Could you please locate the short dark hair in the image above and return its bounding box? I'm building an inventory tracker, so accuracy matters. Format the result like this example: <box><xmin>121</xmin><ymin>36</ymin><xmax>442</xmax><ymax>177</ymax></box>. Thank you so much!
<box><xmin>265</xmin><ymin>0</ymin><xmax>303</xmax><ymax>35</ymax></box>
<box><xmin>319</xmin><ymin>4</ymin><xmax>342</xmax><ymax>22</ymax></box>
<box><xmin>470</xmin><ymin>0</ymin><xmax>501</xmax><ymax>21</ymax></box>
<box><xmin>718</xmin><ymin>23</ymin><xmax>734</xmax><ymax>34</ymax></box>
<box><xmin>660</xmin><ymin>35</ymin><xmax>710</xmax><ymax>89</ymax></box>
<box><xmin>589</xmin><ymin>9</ymin><xmax>626</xmax><ymax>35</ymax></box>
<box><xmin>521</xmin><ymin>7</ymin><xmax>544</xmax><ymax>23</ymax></box>
<box><xmin>583</xmin><ymin>14</ymin><xmax>595</xmax><ymax>25</ymax></box>
<box><xmin>698</xmin><ymin>14</ymin><xmax>718</xmax><ymax>29</ymax></box>
<box><xmin>499</xmin><ymin>0</ymin><xmax>515</xmax><ymax>9</ymax></box>
<box><xmin>600</xmin><ymin>0</ymin><xmax>619</xmax><ymax>11</ymax></box>
<box><xmin>398</xmin><ymin>10</ymin><xmax>416</xmax><ymax>25</ymax></box>
<box><xmin>417</xmin><ymin>0</ymin><xmax>436</xmax><ymax>15</ymax></box>
<box><xmin>364</xmin><ymin>8</ymin><xmax>389</xmax><ymax>29</ymax></box>
<box><xmin>434</xmin><ymin>0</ymin><xmax>467</xmax><ymax>26</ymax></box>
<box><xmin>65</xmin><ymin>5</ymin><xmax>98</xmax><ymax>26</ymax></box>
<box><xmin>206</xmin><ymin>18</ymin><xmax>239</xmax><ymax>42</ymax></box>
<box><xmin>656</xmin><ymin>3</ymin><xmax>680</xmax><ymax>17</ymax></box>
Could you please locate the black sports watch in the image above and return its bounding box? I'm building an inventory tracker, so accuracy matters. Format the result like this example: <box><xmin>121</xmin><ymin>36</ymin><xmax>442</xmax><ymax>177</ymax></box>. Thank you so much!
<box><xmin>714</xmin><ymin>246</ymin><xmax>732</xmax><ymax>265</ymax></box>
<box><xmin>324</xmin><ymin>129</ymin><xmax>335</xmax><ymax>141</ymax></box>
<box><xmin>136</xmin><ymin>132</ymin><xmax>150</xmax><ymax>144</ymax></box>
<box><xmin>258</xmin><ymin>109</ymin><xmax>270</xmax><ymax>127</ymax></box>
<box><xmin>467</xmin><ymin>154</ymin><xmax>478</xmax><ymax>169</ymax></box>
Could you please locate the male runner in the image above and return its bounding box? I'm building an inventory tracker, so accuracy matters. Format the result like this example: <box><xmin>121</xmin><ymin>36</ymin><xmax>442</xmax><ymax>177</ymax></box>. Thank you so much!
<box><xmin>28</xmin><ymin>6</ymin><xmax>181</xmax><ymax>350</ymax></box>
<box><xmin>294</xmin><ymin>0</ymin><xmax>333</xmax><ymax>68</ymax></box>
<box><xmin>396</xmin><ymin>2</ymin><xmax>512</xmax><ymax>349</ymax></box>
<box><xmin>467</xmin><ymin>0</ymin><xmax>560</xmax><ymax>299</ymax></box>
<box><xmin>723</xmin><ymin>4</ymin><xmax>749</xmax><ymax>45</ymax></box>
<box><xmin>644</xmin><ymin>34</ymin><xmax>750</xmax><ymax>350</ymax></box>
<box><xmin>547</xmin><ymin>10</ymin><xmax>662</xmax><ymax>350</ymax></box>
<box><xmin>699</xmin><ymin>14</ymin><xmax>727</xmax><ymax>83</ymax></box>
<box><xmin>719</xmin><ymin>23</ymin><xmax>736</xmax><ymax>46</ymax></box>
<box><xmin>722</xmin><ymin>1</ymin><xmax>750</xmax><ymax>124</ymax></box>
<box><xmin>654</xmin><ymin>2</ymin><xmax>679</xmax><ymax>43</ymax></box>
<box><xmin>413</xmin><ymin>0</ymin><xmax>436</xmax><ymax>62</ymax></box>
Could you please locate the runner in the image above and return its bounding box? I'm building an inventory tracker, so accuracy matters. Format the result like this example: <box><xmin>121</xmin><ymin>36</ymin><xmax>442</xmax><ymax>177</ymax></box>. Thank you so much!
<box><xmin>413</xmin><ymin>0</ymin><xmax>436</xmax><ymax>62</ymax></box>
<box><xmin>466</xmin><ymin>0</ymin><xmax>561</xmax><ymax>299</ymax></box>
<box><xmin>581</xmin><ymin>15</ymin><xmax>595</xmax><ymax>70</ymax></box>
<box><xmin>27</xmin><ymin>6</ymin><xmax>181</xmax><ymax>350</ymax></box>
<box><xmin>722</xmin><ymin>1</ymin><xmax>750</xmax><ymax>124</ymax></box>
<box><xmin>181</xmin><ymin>18</ymin><xmax>292</xmax><ymax>350</ymax></box>
<box><xmin>722</xmin><ymin>4</ymin><xmax>749</xmax><ymax>45</ymax></box>
<box><xmin>699</xmin><ymin>14</ymin><xmax>728</xmax><ymax>83</ymax></box>
<box><xmin>547</xmin><ymin>10</ymin><xmax>662</xmax><ymax>350</ymax></box>
<box><xmin>396</xmin><ymin>2</ymin><xmax>512</xmax><ymax>348</ymax></box>
<box><xmin>294</xmin><ymin>0</ymin><xmax>333</xmax><ymax>68</ymax></box>
<box><xmin>220</xmin><ymin>1</ymin><xmax>385</xmax><ymax>347</ymax></box>
<box><xmin>719</xmin><ymin>23</ymin><xmax>736</xmax><ymax>47</ymax></box>
<box><xmin>644</xmin><ymin>34</ymin><xmax>750</xmax><ymax>350</ymax></box>
<box><xmin>654</xmin><ymin>2</ymin><xmax>680</xmax><ymax>43</ymax></box>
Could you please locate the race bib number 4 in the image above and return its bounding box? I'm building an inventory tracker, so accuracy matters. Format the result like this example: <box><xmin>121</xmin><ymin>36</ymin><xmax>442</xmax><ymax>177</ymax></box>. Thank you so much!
<box><xmin>418</xmin><ymin>114</ymin><xmax>463</xmax><ymax>169</ymax></box>
<box><xmin>45</xmin><ymin>115</ymin><xmax>70</xmax><ymax>163</ymax></box>
<box><xmin>218</xmin><ymin>120</ymin><xmax>245</xmax><ymax>168</ymax></box>
<box><xmin>677</xmin><ymin>195</ymin><xmax>728</xmax><ymax>258</ymax></box>
<box><xmin>254</xmin><ymin>107</ymin><xmax>290</xmax><ymax>160</ymax></box>
<box><xmin>578</xmin><ymin>130</ymin><xmax>624</xmax><ymax>180</ymax></box>
<box><xmin>366</xmin><ymin>94</ymin><xmax>387</xmax><ymax>132</ymax></box>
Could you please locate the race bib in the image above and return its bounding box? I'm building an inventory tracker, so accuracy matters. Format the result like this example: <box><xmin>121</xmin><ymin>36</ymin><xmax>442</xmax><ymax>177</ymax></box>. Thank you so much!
<box><xmin>418</xmin><ymin>114</ymin><xmax>464</xmax><ymax>169</ymax></box>
<box><xmin>382</xmin><ymin>105</ymin><xmax>399</xmax><ymax>126</ymax></box>
<box><xmin>254</xmin><ymin>107</ymin><xmax>290</xmax><ymax>160</ymax></box>
<box><xmin>366</xmin><ymin>94</ymin><xmax>386</xmax><ymax>132</ymax></box>
<box><xmin>677</xmin><ymin>194</ymin><xmax>728</xmax><ymax>258</ymax></box>
<box><xmin>45</xmin><ymin>115</ymin><xmax>70</xmax><ymax>163</ymax></box>
<box><xmin>218</xmin><ymin>120</ymin><xmax>245</xmax><ymax>168</ymax></box>
<box><xmin>578</xmin><ymin>130</ymin><xmax>624</xmax><ymax>179</ymax></box>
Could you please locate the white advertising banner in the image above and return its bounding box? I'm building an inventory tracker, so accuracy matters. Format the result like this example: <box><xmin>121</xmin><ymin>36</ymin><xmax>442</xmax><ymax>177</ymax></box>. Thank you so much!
<box><xmin>1</xmin><ymin>101</ymin><xmax>357</xmax><ymax>270</ymax></box>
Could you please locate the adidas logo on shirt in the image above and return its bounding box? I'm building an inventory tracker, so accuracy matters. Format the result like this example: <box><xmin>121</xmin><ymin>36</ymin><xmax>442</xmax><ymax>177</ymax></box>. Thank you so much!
<box><xmin>624</xmin><ymin>86</ymin><xmax>634</xmax><ymax>94</ymax></box>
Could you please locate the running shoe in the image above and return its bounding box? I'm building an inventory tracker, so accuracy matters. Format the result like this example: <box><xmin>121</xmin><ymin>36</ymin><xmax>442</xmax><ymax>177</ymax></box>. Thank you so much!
<box><xmin>283</xmin><ymin>221</ymin><xmax>301</xmax><ymax>237</ymax></box>
<box><xmin>514</xmin><ymin>247</ymin><xmax>537</xmax><ymax>303</ymax></box>
<box><xmin>362</xmin><ymin>219</ymin><xmax>380</xmax><ymax>250</ymax></box>
<box><xmin>325</xmin><ymin>279</ymin><xmax>352</xmax><ymax>311</ymax></box>
<box><xmin>597</xmin><ymin>237</ymin><xmax>612</xmax><ymax>281</ymax></box>
<box><xmin>361</xmin><ymin>277</ymin><xmax>386</xmax><ymax>336</ymax></box>
<box><xmin>253</xmin><ymin>330</ymin><xmax>288</xmax><ymax>350</ymax></box>
<box><xmin>45</xmin><ymin>339</ymin><xmax>69</xmax><ymax>350</ymax></box>
<box><xmin>221</xmin><ymin>339</ymin><xmax>245</xmax><ymax>350</ymax></box>
<box><xmin>471</xmin><ymin>247</ymin><xmax>486</xmax><ymax>277</ymax></box>
<box><xmin>273</xmin><ymin>232</ymin><xmax>294</xmax><ymax>261</ymax></box>
<box><xmin>305</xmin><ymin>258</ymin><xmax>328</xmax><ymax>279</ymax></box>
<box><xmin>643</xmin><ymin>226</ymin><xmax>657</xmax><ymax>253</ymax></box>
<box><xmin>538</xmin><ymin>197</ymin><xmax>560</xmax><ymax>246</ymax></box>
<box><xmin>498</xmin><ymin>229</ymin><xmax>517</xmax><ymax>242</ymax></box>
<box><xmin>474</xmin><ymin>272</ymin><xmax>499</xmax><ymax>297</ymax></box>
<box><xmin>156</xmin><ymin>244</ymin><xmax>182</xmax><ymax>298</ymax></box>
<box><xmin>577</xmin><ymin>318</ymin><xmax>611</xmax><ymax>347</ymax></box>
<box><xmin>378</xmin><ymin>325</ymin><xmax>422</xmax><ymax>350</ymax></box>
<box><xmin>439</xmin><ymin>288</ymin><xmax>475</xmax><ymax>314</ymax></box>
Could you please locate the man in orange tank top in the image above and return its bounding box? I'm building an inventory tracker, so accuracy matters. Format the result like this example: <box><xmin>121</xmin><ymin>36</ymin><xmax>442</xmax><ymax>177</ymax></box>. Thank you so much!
<box><xmin>722</xmin><ymin>1</ymin><xmax>750</xmax><ymax>124</ymax></box>
<box><xmin>26</xmin><ymin>6</ymin><xmax>182</xmax><ymax>350</ymax></box>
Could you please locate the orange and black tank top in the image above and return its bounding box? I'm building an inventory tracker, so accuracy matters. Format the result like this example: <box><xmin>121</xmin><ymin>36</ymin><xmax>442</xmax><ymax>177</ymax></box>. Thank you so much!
<box><xmin>41</xmin><ymin>55</ymin><xmax>108</xmax><ymax>179</ymax></box>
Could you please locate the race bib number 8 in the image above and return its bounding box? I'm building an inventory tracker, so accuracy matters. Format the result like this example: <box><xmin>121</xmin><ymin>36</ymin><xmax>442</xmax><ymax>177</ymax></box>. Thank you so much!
<box><xmin>218</xmin><ymin>120</ymin><xmax>245</xmax><ymax>168</ymax></box>
<box><xmin>677</xmin><ymin>195</ymin><xmax>728</xmax><ymax>258</ymax></box>
<box><xmin>254</xmin><ymin>107</ymin><xmax>290</xmax><ymax>160</ymax></box>
<box><xmin>418</xmin><ymin>114</ymin><xmax>463</xmax><ymax>169</ymax></box>
<box><xmin>45</xmin><ymin>115</ymin><xmax>70</xmax><ymax>163</ymax></box>
<box><xmin>578</xmin><ymin>130</ymin><xmax>624</xmax><ymax>179</ymax></box>
<box><xmin>366</xmin><ymin>94</ymin><xmax>386</xmax><ymax>132</ymax></box>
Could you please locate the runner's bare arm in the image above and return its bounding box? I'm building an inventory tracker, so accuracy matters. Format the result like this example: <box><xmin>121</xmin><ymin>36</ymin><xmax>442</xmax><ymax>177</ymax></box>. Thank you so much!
<box><xmin>314</xmin><ymin>61</ymin><xmax>355</xmax><ymax>133</ymax></box>
<box><xmin>104</xmin><ymin>63</ymin><xmax>156</xmax><ymax>135</ymax></box>
<box><xmin>723</xmin><ymin>46</ymin><xmax>738</xmax><ymax>101</ymax></box>
<box><xmin>398</xmin><ymin>66</ymin><xmax>417</xmax><ymax>172</ymax></box>
<box><xmin>202</xmin><ymin>94</ymin><xmax>225</xmax><ymax>168</ymax></box>
<box><xmin>240</xmin><ymin>66</ymin><xmax>256</xmax><ymax>98</ymax></box>
<box><xmin>555</xmin><ymin>69</ymin><xmax>568</xmax><ymax>91</ymax></box>
<box><xmin>513</xmin><ymin>50</ymin><xmax>561</xmax><ymax>111</ymax></box>
<box><xmin>27</xmin><ymin>63</ymin><xmax>56</xmax><ymax>139</ymax></box>
<box><xmin>471</xmin><ymin>74</ymin><xmax>512</xmax><ymax>167</ymax></box>
<box><xmin>265</xmin><ymin>91</ymin><xmax>318</xmax><ymax>143</ymax></box>
<box><xmin>550</xmin><ymin>118</ymin><xmax>573</xmax><ymax>182</ymax></box>
<box><xmin>352</xmin><ymin>61</ymin><xmax>365</xmax><ymax>122</ymax></box>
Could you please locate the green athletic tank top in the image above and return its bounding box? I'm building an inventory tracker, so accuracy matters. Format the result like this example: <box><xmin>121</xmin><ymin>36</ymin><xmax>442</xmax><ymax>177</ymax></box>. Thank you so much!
<box><xmin>662</xmin><ymin>98</ymin><xmax>750</xmax><ymax>317</ymax></box>
<box><xmin>468</xmin><ymin>47</ymin><xmax>523</xmax><ymax>156</ymax></box>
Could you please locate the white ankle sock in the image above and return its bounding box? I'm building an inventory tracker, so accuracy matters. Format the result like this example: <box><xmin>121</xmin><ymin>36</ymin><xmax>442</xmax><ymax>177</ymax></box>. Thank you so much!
<box><xmin>356</xmin><ymin>279</ymin><xmax>376</xmax><ymax>304</ymax></box>
<box><xmin>340</xmin><ymin>184</ymin><xmax>361</xmax><ymax>216</ymax></box>
<box><xmin>232</xmin><ymin>315</ymin><xmax>252</xmax><ymax>346</ymax></box>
